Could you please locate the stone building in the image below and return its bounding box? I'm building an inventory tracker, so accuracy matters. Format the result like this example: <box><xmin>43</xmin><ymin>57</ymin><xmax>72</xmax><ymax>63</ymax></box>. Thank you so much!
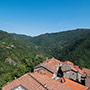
<box><xmin>61</xmin><ymin>63</ymin><xmax>81</xmax><ymax>82</ymax></box>
<box><xmin>2</xmin><ymin>58</ymin><xmax>89</xmax><ymax>90</ymax></box>
<box><xmin>34</xmin><ymin>58</ymin><xmax>82</xmax><ymax>82</ymax></box>
<box><xmin>2</xmin><ymin>70</ymin><xmax>89</xmax><ymax>90</ymax></box>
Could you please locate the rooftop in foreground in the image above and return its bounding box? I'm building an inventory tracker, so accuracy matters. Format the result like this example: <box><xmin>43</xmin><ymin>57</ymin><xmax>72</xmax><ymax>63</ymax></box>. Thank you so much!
<box><xmin>2</xmin><ymin>58</ymin><xmax>90</xmax><ymax>90</ymax></box>
<box><xmin>2</xmin><ymin>72</ymin><xmax>72</xmax><ymax>90</ymax></box>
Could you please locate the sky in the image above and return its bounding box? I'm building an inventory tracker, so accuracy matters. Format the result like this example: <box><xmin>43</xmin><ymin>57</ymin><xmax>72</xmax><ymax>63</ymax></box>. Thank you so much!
<box><xmin>0</xmin><ymin>0</ymin><xmax>90</xmax><ymax>36</ymax></box>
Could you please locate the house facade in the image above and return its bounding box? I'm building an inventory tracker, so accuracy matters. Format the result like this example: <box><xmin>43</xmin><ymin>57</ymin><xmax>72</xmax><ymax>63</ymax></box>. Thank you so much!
<box><xmin>61</xmin><ymin>63</ymin><xmax>81</xmax><ymax>82</ymax></box>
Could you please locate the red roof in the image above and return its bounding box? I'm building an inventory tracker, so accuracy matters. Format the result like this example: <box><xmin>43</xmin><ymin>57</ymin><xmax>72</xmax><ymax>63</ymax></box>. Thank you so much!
<box><xmin>35</xmin><ymin>58</ymin><xmax>90</xmax><ymax>77</ymax></box>
<box><xmin>63</xmin><ymin>61</ymin><xmax>74</xmax><ymax>66</ymax></box>
<box><xmin>34</xmin><ymin>57</ymin><xmax>62</xmax><ymax>73</ymax></box>
<box><xmin>2</xmin><ymin>73</ymin><xmax>45</xmax><ymax>90</ymax></box>
<box><xmin>35</xmin><ymin>58</ymin><xmax>83</xmax><ymax>74</ymax></box>
<box><xmin>2</xmin><ymin>58</ymin><xmax>90</xmax><ymax>90</ymax></box>
<box><xmin>63</xmin><ymin>78</ymin><xmax>89</xmax><ymax>90</ymax></box>
<box><xmin>2</xmin><ymin>72</ymin><xmax>72</xmax><ymax>90</ymax></box>
<box><xmin>37</xmin><ymin>69</ymin><xmax>53</xmax><ymax>78</ymax></box>
<box><xmin>38</xmin><ymin>70</ymin><xmax>89</xmax><ymax>90</ymax></box>
<box><xmin>30</xmin><ymin>72</ymin><xmax>72</xmax><ymax>90</ymax></box>
<box><xmin>82</xmin><ymin>68</ymin><xmax>90</xmax><ymax>75</ymax></box>
<box><xmin>74</xmin><ymin>65</ymin><xmax>81</xmax><ymax>70</ymax></box>
<box><xmin>81</xmin><ymin>68</ymin><xmax>90</xmax><ymax>77</ymax></box>
<box><xmin>57</xmin><ymin>77</ymin><xmax>89</xmax><ymax>90</ymax></box>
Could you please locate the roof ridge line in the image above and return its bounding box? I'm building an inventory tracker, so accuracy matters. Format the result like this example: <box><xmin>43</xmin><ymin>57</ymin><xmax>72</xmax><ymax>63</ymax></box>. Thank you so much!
<box><xmin>28</xmin><ymin>73</ymin><xmax>48</xmax><ymax>90</ymax></box>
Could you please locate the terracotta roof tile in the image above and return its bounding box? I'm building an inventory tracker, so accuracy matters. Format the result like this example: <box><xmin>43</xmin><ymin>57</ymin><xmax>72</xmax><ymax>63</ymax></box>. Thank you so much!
<box><xmin>74</xmin><ymin>65</ymin><xmax>80</xmax><ymax>70</ymax></box>
<box><xmin>35</xmin><ymin>58</ymin><xmax>89</xmax><ymax>78</ymax></box>
<box><xmin>30</xmin><ymin>72</ymin><xmax>72</xmax><ymax>90</ymax></box>
<box><xmin>35</xmin><ymin>58</ymin><xmax>84</xmax><ymax>75</ymax></box>
<box><xmin>82</xmin><ymin>68</ymin><xmax>90</xmax><ymax>75</ymax></box>
<box><xmin>2</xmin><ymin>73</ymin><xmax>46</xmax><ymax>90</ymax></box>
<box><xmin>2</xmin><ymin>57</ymin><xmax>89</xmax><ymax>90</ymax></box>
<box><xmin>34</xmin><ymin>58</ymin><xmax>62</xmax><ymax>73</ymax></box>
<box><xmin>38</xmin><ymin>69</ymin><xmax>53</xmax><ymax>78</ymax></box>
<box><xmin>81</xmin><ymin>68</ymin><xmax>90</xmax><ymax>77</ymax></box>
<box><xmin>61</xmin><ymin>63</ymin><xmax>78</xmax><ymax>72</ymax></box>
<box><xmin>63</xmin><ymin>61</ymin><xmax>74</xmax><ymax>66</ymax></box>
<box><xmin>57</xmin><ymin>77</ymin><xmax>89</xmax><ymax>90</ymax></box>
<box><xmin>41</xmin><ymin>69</ymin><xmax>89</xmax><ymax>90</ymax></box>
<box><xmin>70</xmin><ymin>67</ymin><xmax>78</xmax><ymax>72</ymax></box>
<box><xmin>2</xmin><ymin>72</ymin><xmax>72</xmax><ymax>90</ymax></box>
<box><xmin>63</xmin><ymin>78</ymin><xmax>89</xmax><ymax>90</ymax></box>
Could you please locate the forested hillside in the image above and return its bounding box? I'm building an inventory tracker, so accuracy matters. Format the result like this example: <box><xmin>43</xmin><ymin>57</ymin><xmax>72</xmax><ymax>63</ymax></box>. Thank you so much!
<box><xmin>51</xmin><ymin>34</ymin><xmax>90</xmax><ymax>68</ymax></box>
<box><xmin>29</xmin><ymin>29</ymin><xmax>90</xmax><ymax>57</ymax></box>
<box><xmin>0</xmin><ymin>30</ymin><xmax>45</xmax><ymax>89</ymax></box>
<box><xmin>30</xmin><ymin>29</ymin><xmax>90</xmax><ymax>46</ymax></box>
<box><xmin>26</xmin><ymin>29</ymin><xmax>90</xmax><ymax>69</ymax></box>
<box><xmin>13</xmin><ymin>29</ymin><xmax>90</xmax><ymax>68</ymax></box>
<box><xmin>0</xmin><ymin>29</ymin><xmax>90</xmax><ymax>89</ymax></box>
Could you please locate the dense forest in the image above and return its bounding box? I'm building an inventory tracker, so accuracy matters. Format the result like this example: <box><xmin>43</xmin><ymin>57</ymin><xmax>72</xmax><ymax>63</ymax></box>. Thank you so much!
<box><xmin>0</xmin><ymin>30</ymin><xmax>45</xmax><ymax>89</ymax></box>
<box><xmin>0</xmin><ymin>29</ymin><xmax>90</xmax><ymax>89</ymax></box>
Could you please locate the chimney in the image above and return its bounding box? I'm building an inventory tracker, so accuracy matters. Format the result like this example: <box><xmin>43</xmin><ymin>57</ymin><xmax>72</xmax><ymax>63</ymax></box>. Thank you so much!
<box><xmin>61</xmin><ymin>77</ymin><xmax>66</xmax><ymax>83</ymax></box>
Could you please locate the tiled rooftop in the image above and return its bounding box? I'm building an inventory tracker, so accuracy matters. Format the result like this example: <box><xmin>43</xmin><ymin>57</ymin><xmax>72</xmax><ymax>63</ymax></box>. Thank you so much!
<box><xmin>2</xmin><ymin>72</ymin><xmax>72</xmax><ymax>90</ymax></box>
<box><xmin>30</xmin><ymin>72</ymin><xmax>72</xmax><ymax>90</ymax></box>
<box><xmin>80</xmin><ymin>68</ymin><xmax>90</xmax><ymax>77</ymax></box>
<box><xmin>37</xmin><ymin>69</ymin><xmax>53</xmax><ymax>78</ymax></box>
<box><xmin>34</xmin><ymin>58</ymin><xmax>83</xmax><ymax>74</ymax></box>
<box><xmin>2</xmin><ymin>58</ymin><xmax>90</xmax><ymax>90</ymax></box>
<box><xmin>39</xmin><ymin>70</ymin><xmax>89</xmax><ymax>90</ymax></box>
<box><xmin>82</xmin><ymin>68</ymin><xmax>90</xmax><ymax>75</ymax></box>
<box><xmin>63</xmin><ymin>78</ymin><xmax>89</xmax><ymax>90</ymax></box>
<box><xmin>34</xmin><ymin>57</ymin><xmax>62</xmax><ymax>73</ymax></box>
<box><xmin>62</xmin><ymin>61</ymin><xmax>74</xmax><ymax>66</ymax></box>
<box><xmin>57</xmin><ymin>77</ymin><xmax>89</xmax><ymax>90</ymax></box>
<box><xmin>2</xmin><ymin>72</ymin><xmax>45</xmax><ymax>90</ymax></box>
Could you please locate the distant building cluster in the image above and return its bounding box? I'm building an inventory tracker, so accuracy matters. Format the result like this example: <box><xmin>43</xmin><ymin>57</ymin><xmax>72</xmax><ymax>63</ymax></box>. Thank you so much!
<box><xmin>2</xmin><ymin>58</ymin><xmax>90</xmax><ymax>90</ymax></box>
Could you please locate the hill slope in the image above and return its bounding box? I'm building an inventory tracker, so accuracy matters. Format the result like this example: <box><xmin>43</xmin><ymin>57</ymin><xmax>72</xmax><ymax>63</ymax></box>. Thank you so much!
<box><xmin>30</xmin><ymin>29</ymin><xmax>90</xmax><ymax>68</ymax></box>
<box><xmin>1</xmin><ymin>29</ymin><xmax>90</xmax><ymax>88</ymax></box>
<box><xmin>29</xmin><ymin>29</ymin><xmax>90</xmax><ymax>57</ymax></box>
<box><xmin>0</xmin><ymin>30</ymin><xmax>45</xmax><ymax>88</ymax></box>
<box><xmin>30</xmin><ymin>29</ymin><xmax>90</xmax><ymax>46</ymax></box>
<box><xmin>14</xmin><ymin>29</ymin><xmax>90</xmax><ymax>68</ymax></box>
<box><xmin>52</xmin><ymin>34</ymin><xmax>90</xmax><ymax>68</ymax></box>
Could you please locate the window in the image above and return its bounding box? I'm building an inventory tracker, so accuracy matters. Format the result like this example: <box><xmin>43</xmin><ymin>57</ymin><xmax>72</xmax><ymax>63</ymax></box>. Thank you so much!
<box><xmin>11</xmin><ymin>85</ymin><xmax>27</xmax><ymax>90</ymax></box>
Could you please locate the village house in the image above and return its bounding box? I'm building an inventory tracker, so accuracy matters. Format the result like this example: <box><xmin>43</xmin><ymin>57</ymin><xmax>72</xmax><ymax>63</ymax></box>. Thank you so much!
<box><xmin>34</xmin><ymin>58</ymin><xmax>82</xmax><ymax>82</ymax></box>
<box><xmin>34</xmin><ymin>58</ymin><xmax>62</xmax><ymax>74</ymax></box>
<box><xmin>81</xmin><ymin>68</ymin><xmax>90</xmax><ymax>89</ymax></box>
<box><xmin>61</xmin><ymin>62</ymin><xmax>81</xmax><ymax>82</ymax></box>
<box><xmin>2</xmin><ymin>58</ymin><xmax>90</xmax><ymax>90</ymax></box>
<box><xmin>34</xmin><ymin>58</ymin><xmax>90</xmax><ymax>88</ymax></box>
<box><xmin>2</xmin><ymin>70</ymin><xmax>89</xmax><ymax>90</ymax></box>
<box><xmin>2</xmin><ymin>71</ymin><xmax>73</xmax><ymax>90</ymax></box>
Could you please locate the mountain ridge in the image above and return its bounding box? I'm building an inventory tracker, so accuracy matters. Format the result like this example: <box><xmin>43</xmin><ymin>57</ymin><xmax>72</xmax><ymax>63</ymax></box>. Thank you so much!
<box><xmin>0</xmin><ymin>29</ymin><xmax>90</xmax><ymax>88</ymax></box>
